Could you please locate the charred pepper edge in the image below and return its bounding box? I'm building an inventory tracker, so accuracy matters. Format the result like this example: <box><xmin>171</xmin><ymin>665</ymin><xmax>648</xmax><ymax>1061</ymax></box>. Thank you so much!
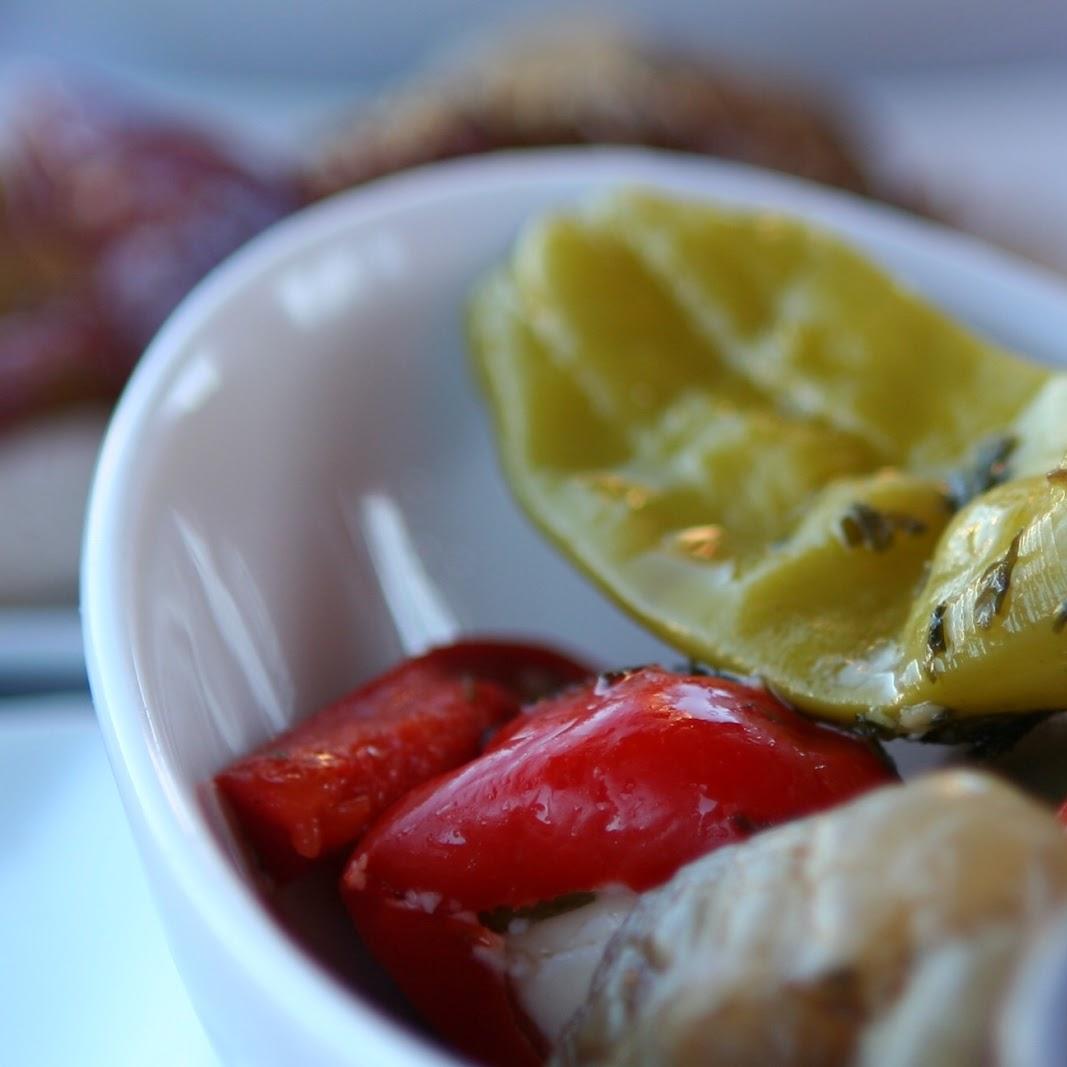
<box><xmin>974</xmin><ymin>532</ymin><xmax>1022</xmax><ymax>631</ymax></box>
<box><xmin>479</xmin><ymin>891</ymin><xmax>600</xmax><ymax>934</ymax></box>
<box><xmin>924</xmin><ymin>602</ymin><xmax>949</xmax><ymax>682</ymax></box>
<box><xmin>853</xmin><ymin>708</ymin><xmax>1051</xmax><ymax>749</ymax></box>
<box><xmin>838</xmin><ymin>502</ymin><xmax>929</xmax><ymax>552</ymax></box>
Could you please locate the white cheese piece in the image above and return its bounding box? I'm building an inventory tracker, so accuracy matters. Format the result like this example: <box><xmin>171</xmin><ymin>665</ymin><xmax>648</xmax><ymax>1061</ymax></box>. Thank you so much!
<box><xmin>556</xmin><ymin>771</ymin><xmax>1067</xmax><ymax>1067</ymax></box>
<box><xmin>506</xmin><ymin>889</ymin><xmax>638</xmax><ymax>1046</ymax></box>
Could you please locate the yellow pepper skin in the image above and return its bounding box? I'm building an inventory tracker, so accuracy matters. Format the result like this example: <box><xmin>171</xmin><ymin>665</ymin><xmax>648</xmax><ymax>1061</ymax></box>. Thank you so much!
<box><xmin>469</xmin><ymin>191</ymin><xmax>1067</xmax><ymax>733</ymax></box>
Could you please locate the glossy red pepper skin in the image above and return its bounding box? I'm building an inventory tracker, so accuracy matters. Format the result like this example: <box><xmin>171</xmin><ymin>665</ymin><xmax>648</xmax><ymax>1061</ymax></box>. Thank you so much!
<box><xmin>1058</xmin><ymin>799</ymin><xmax>1067</xmax><ymax>827</ymax></box>
<box><xmin>348</xmin><ymin>667</ymin><xmax>898</xmax><ymax>911</ymax></box>
<box><xmin>344</xmin><ymin>667</ymin><xmax>898</xmax><ymax>1064</ymax></box>
<box><xmin>354</xmin><ymin>896</ymin><xmax>543</xmax><ymax>1067</ymax></box>
<box><xmin>215</xmin><ymin>640</ymin><xmax>590</xmax><ymax>881</ymax></box>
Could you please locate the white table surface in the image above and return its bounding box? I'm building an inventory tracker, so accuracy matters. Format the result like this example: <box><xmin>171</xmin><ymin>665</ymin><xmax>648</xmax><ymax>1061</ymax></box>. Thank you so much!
<box><xmin>0</xmin><ymin>695</ymin><xmax>216</xmax><ymax>1066</ymax></box>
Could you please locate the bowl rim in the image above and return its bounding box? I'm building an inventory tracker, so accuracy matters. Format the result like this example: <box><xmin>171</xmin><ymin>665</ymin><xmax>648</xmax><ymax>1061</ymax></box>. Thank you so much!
<box><xmin>81</xmin><ymin>145</ymin><xmax>1067</xmax><ymax>1066</ymax></box>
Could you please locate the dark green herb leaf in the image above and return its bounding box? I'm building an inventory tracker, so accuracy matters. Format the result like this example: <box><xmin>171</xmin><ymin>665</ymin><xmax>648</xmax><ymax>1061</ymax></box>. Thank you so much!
<box><xmin>840</xmin><ymin>503</ymin><xmax>894</xmax><ymax>551</ymax></box>
<box><xmin>945</xmin><ymin>434</ymin><xmax>1017</xmax><ymax>510</ymax></box>
<box><xmin>479</xmin><ymin>891</ymin><xmax>597</xmax><ymax>934</ymax></box>
<box><xmin>839</xmin><ymin>503</ymin><xmax>928</xmax><ymax>552</ymax></box>
<box><xmin>974</xmin><ymin>533</ymin><xmax>1021</xmax><ymax>630</ymax></box>
<box><xmin>924</xmin><ymin>601</ymin><xmax>948</xmax><ymax>681</ymax></box>
<box><xmin>679</xmin><ymin>660</ymin><xmax>757</xmax><ymax>686</ymax></box>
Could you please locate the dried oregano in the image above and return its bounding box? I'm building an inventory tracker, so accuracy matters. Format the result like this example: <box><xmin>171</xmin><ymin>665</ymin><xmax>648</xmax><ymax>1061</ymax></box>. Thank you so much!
<box><xmin>974</xmin><ymin>533</ymin><xmax>1021</xmax><ymax>630</ymax></box>
<box><xmin>839</xmin><ymin>503</ymin><xmax>927</xmax><ymax>552</ymax></box>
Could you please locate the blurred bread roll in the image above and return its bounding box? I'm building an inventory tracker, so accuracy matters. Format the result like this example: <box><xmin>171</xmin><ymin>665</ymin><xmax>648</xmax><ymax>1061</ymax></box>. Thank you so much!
<box><xmin>306</xmin><ymin>27</ymin><xmax>875</xmax><ymax>201</ymax></box>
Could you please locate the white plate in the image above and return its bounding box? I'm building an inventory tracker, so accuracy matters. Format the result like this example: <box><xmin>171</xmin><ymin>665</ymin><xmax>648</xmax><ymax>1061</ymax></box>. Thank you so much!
<box><xmin>0</xmin><ymin>694</ymin><xmax>215</xmax><ymax>1066</ymax></box>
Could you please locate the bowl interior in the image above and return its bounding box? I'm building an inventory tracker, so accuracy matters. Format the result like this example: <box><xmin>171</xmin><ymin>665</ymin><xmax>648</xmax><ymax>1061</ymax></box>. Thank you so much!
<box><xmin>84</xmin><ymin>148</ymin><xmax>1067</xmax><ymax>1063</ymax></box>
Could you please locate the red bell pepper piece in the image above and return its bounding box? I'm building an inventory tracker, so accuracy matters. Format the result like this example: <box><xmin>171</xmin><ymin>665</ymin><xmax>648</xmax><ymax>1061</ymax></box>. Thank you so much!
<box><xmin>355</xmin><ymin>896</ymin><xmax>543</xmax><ymax>1067</ymax></box>
<box><xmin>1058</xmin><ymin>798</ymin><xmax>1067</xmax><ymax>827</ymax></box>
<box><xmin>215</xmin><ymin>640</ymin><xmax>590</xmax><ymax>880</ymax></box>
<box><xmin>344</xmin><ymin>666</ymin><xmax>898</xmax><ymax>1064</ymax></box>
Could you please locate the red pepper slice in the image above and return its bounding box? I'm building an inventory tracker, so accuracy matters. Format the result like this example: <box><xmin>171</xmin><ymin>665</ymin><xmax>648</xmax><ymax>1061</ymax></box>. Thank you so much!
<box><xmin>343</xmin><ymin>667</ymin><xmax>897</xmax><ymax>1064</ymax></box>
<box><xmin>1058</xmin><ymin>798</ymin><xmax>1067</xmax><ymax>827</ymax></box>
<box><xmin>355</xmin><ymin>895</ymin><xmax>543</xmax><ymax>1067</ymax></box>
<box><xmin>215</xmin><ymin>640</ymin><xmax>590</xmax><ymax>880</ymax></box>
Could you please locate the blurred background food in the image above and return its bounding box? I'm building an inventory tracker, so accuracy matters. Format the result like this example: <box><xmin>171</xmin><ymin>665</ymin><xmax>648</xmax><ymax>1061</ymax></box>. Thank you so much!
<box><xmin>1</xmin><ymin>1</ymin><xmax>1067</xmax><ymax>616</ymax></box>
<box><xmin>303</xmin><ymin>28</ymin><xmax>880</xmax><ymax>199</ymax></box>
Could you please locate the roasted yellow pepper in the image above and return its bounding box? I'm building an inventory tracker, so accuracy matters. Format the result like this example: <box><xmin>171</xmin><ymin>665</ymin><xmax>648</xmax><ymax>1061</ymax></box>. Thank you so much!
<box><xmin>469</xmin><ymin>191</ymin><xmax>1067</xmax><ymax>733</ymax></box>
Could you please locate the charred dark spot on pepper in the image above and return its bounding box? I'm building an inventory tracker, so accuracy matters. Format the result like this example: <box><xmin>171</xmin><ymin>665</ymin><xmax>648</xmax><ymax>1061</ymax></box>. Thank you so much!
<box><xmin>515</xmin><ymin>667</ymin><xmax>574</xmax><ymax>703</ymax></box>
<box><xmin>952</xmin><ymin>710</ymin><xmax>1047</xmax><ymax>756</ymax></box>
<box><xmin>877</xmin><ymin>708</ymin><xmax>1044</xmax><ymax>746</ymax></box>
<box><xmin>839</xmin><ymin>503</ymin><xmax>893</xmax><ymax>551</ymax></box>
<box><xmin>680</xmin><ymin>660</ymin><xmax>760</xmax><ymax>688</ymax></box>
<box><xmin>595</xmin><ymin>667</ymin><xmax>646</xmax><ymax>693</ymax></box>
<box><xmin>924</xmin><ymin>602</ymin><xmax>948</xmax><ymax>681</ymax></box>
<box><xmin>945</xmin><ymin>433</ymin><xmax>1017</xmax><ymax>510</ymax></box>
<box><xmin>974</xmin><ymin>532</ymin><xmax>1022</xmax><ymax>630</ymax></box>
<box><xmin>726</xmin><ymin>811</ymin><xmax>771</xmax><ymax>835</ymax></box>
<box><xmin>850</xmin><ymin>715</ymin><xmax>891</xmax><ymax>741</ymax></box>
<box><xmin>479</xmin><ymin>890</ymin><xmax>598</xmax><ymax>933</ymax></box>
<box><xmin>927</xmin><ymin>603</ymin><xmax>948</xmax><ymax>654</ymax></box>
<box><xmin>838</xmin><ymin>503</ymin><xmax>927</xmax><ymax>552</ymax></box>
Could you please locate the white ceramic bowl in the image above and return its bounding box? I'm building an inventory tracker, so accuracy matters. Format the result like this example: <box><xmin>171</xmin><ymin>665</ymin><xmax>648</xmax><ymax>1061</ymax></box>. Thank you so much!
<box><xmin>82</xmin><ymin>149</ymin><xmax>1067</xmax><ymax>1066</ymax></box>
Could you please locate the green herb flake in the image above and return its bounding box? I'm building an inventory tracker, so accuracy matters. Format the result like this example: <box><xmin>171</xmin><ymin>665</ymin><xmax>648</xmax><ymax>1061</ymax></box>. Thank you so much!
<box><xmin>924</xmin><ymin>601</ymin><xmax>949</xmax><ymax>681</ymax></box>
<box><xmin>839</xmin><ymin>503</ymin><xmax>928</xmax><ymax>552</ymax></box>
<box><xmin>840</xmin><ymin>503</ymin><xmax>894</xmax><ymax>551</ymax></box>
<box><xmin>479</xmin><ymin>891</ymin><xmax>597</xmax><ymax>934</ymax></box>
<box><xmin>945</xmin><ymin>434</ymin><xmax>1017</xmax><ymax>510</ymax></box>
<box><xmin>974</xmin><ymin>533</ymin><xmax>1022</xmax><ymax>630</ymax></box>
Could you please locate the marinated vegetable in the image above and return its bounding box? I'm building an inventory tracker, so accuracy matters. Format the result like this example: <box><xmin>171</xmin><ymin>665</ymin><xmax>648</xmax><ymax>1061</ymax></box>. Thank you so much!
<box><xmin>216</xmin><ymin>640</ymin><xmax>589</xmax><ymax>880</ymax></box>
<box><xmin>558</xmin><ymin>770</ymin><xmax>1067</xmax><ymax>1067</ymax></box>
<box><xmin>469</xmin><ymin>191</ymin><xmax>1067</xmax><ymax>731</ymax></box>
<box><xmin>342</xmin><ymin>667</ymin><xmax>896</xmax><ymax>1065</ymax></box>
